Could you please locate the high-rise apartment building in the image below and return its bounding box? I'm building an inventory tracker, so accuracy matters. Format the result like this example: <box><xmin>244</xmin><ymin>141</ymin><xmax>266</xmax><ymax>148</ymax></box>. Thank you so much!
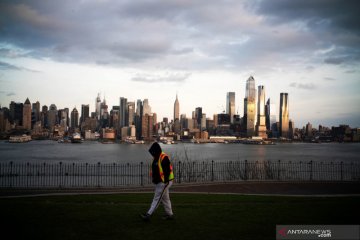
<box><xmin>174</xmin><ymin>94</ymin><xmax>179</xmax><ymax>121</ymax></box>
<box><xmin>23</xmin><ymin>98</ymin><xmax>32</xmax><ymax>130</ymax></box>
<box><xmin>256</xmin><ymin>86</ymin><xmax>267</xmax><ymax>138</ymax></box>
<box><xmin>245</xmin><ymin>76</ymin><xmax>256</xmax><ymax>137</ymax></box>
<box><xmin>279</xmin><ymin>93</ymin><xmax>289</xmax><ymax>138</ymax></box>
<box><xmin>71</xmin><ymin>107</ymin><xmax>79</xmax><ymax>128</ymax></box>
<box><xmin>226</xmin><ymin>92</ymin><xmax>235</xmax><ymax>123</ymax></box>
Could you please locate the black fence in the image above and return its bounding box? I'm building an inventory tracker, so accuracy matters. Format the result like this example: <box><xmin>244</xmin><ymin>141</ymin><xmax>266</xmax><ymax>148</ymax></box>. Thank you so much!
<box><xmin>0</xmin><ymin>160</ymin><xmax>359</xmax><ymax>189</ymax></box>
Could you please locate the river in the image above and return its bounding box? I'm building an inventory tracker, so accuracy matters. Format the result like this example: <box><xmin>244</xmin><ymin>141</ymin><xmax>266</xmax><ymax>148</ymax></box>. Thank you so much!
<box><xmin>0</xmin><ymin>140</ymin><xmax>359</xmax><ymax>164</ymax></box>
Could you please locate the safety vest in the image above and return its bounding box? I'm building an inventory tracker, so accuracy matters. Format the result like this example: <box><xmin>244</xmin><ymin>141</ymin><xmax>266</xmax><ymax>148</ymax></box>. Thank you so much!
<box><xmin>158</xmin><ymin>152</ymin><xmax>174</xmax><ymax>182</ymax></box>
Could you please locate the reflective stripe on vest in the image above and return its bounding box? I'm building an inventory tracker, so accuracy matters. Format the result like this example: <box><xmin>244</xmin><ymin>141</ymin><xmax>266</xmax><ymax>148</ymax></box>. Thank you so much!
<box><xmin>158</xmin><ymin>152</ymin><xmax>174</xmax><ymax>182</ymax></box>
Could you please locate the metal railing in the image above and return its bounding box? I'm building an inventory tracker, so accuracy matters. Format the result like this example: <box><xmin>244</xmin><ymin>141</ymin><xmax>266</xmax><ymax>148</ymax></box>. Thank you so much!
<box><xmin>0</xmin><ymin>160</ymin><xmax>359</xmax><ymax>189</ymax></box>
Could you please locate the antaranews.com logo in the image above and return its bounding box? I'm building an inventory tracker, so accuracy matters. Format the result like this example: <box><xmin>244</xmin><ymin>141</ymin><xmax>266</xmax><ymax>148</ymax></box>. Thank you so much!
<box><xmin>276</xmin><ymin>225</ymin><xmax>359</xmax><ymax>240</ymax></box>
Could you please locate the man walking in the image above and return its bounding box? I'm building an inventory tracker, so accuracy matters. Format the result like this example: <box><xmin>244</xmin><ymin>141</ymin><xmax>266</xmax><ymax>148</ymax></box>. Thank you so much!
<box><xmin>140</xmin><ymin>142</ymin><xmax>174</xmax><ymax>221</ymax></box>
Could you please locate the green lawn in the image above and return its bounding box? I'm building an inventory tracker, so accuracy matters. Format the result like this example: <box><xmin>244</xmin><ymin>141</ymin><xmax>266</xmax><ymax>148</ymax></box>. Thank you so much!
<box><xmin>0</xmin><ymin>193</ymin><xmax>359</xmax><ymax>240</ymax></box>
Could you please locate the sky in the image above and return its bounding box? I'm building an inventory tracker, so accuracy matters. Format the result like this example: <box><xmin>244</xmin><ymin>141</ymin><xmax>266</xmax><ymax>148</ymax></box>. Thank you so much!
<box><xmin>0</xmin><ymin>0</ymin><xmax>359</xmax><ymax>128</ymax></box>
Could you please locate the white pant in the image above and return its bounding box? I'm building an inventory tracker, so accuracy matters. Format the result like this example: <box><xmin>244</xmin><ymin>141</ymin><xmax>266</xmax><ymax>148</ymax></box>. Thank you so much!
<box><xmin>147</xmin><ymin>181</ymin><xmax>173</xmax><ymax>216</ymax></box>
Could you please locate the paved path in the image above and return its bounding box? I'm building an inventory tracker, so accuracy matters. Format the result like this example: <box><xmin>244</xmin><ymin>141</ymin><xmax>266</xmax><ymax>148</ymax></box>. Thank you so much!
<box><xmin>1</xmin><ymin>181</ymin><xmax>360</xmax><ymax>198</ymax></box>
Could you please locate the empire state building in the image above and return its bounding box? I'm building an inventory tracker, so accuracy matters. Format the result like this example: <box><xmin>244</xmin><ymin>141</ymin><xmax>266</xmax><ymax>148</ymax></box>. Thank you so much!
<box><xmin>174</xmin><ymin>94</ymin><xmax>179</xmax><ymax>121</ymax></box>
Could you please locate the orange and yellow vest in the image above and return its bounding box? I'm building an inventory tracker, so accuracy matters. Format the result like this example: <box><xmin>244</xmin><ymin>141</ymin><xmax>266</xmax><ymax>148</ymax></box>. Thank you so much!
<box><xmin>158</xmin><ymin>152</ymin><xmax>174</xmax><ymax>182</ymax></box>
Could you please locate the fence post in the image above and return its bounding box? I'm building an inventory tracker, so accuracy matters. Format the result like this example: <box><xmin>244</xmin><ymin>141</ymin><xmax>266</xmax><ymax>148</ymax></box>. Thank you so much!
<box><xmin>72</xmin><ymin>163</ymin><xmax>75</xmax><ymax>187</ymax></box>
<box><xmin>85</xmin><ymin>163</ymin><xmax>88</xmax><ymax>187</ymax></box>
<box><xmin>59</xmin><ymin>162</ymin><xmax>62</xmax><ymax>188</ymax></box>
<box><xmin>140</xmin><ymin>162</ymin><xmax>143</xmax><ymax>186</ymax></box>
<box><xmin>43</xmin><ymin>163</ymin><xmax>46</xmax><ymax>187</ymax></box>
<box><xmin>178</xmin><ymin>161</ymin><xmax>181</xmax><ymax>184</ymax></box>
<box><xmin>244</xmin><ymin>160</ymin><xmax>248</xmax><ymax>181</ymax></box>
<box><xmin>340</xmin><ymin>161</ymin><xmax>343</xmax><ymax>181</ymax></box>
<box><xmin>97</xmin><ymin>162</ymin><xmax>100</xmax><ymax>188</ymax></box>
<box><xmin>211</xmin><ymin>160</ymin><xmax>214</xmax><ymax>182</ymax></box>
<box><xmin>310</xmin><ymin>160</ymin><xmax>313</xmax><ymax>181</ymax></box>
<box><xmin>27</xmin><ymin>162</ymin><xmax>30</xmax><ymax>188</ymax></box>
<box><xmin>277</xmin><ymin>160</ymin><xmax>281</xmax><ymax>181</ymax></box>
<box><xmin>9</xmin><ymin>161</ymin><xmax>13</xmax><ymax>188</ymax></box>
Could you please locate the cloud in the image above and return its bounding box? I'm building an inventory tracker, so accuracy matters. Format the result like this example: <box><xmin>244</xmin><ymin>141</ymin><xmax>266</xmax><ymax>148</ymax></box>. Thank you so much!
<box><xmin>289</xmin><ymin>82</ymin><xmax>316</xmax><ymax>90</ymax></box>
<box><xmin>0</xmin><ymin>61</ymin><xmax>22</xmax><ymax>70</ymax></box>
<box><xmin>324</xmin><ymin>77</ymin><xmax>335</xmax><ymax>81</ymax></box>
<box><xmin>0</xmin><ymin>0</ymin><xmax>359</xmax><ymax>71</ymax></box>
<box><xmin>0</xmin><ymin>91</ymin><xmax>16</xmax><ymax>96</ymax></box>
<box><xmin>324</xmin><ymin>57</ymin><xmax>345</xmax><ymax>65</ymax></box>
<box><xmin>344</xmin><ymin>69</ymin><xmax>356</xmax><ymax>74</ymax></box>
<box><xmin>131</xmin><ymin>72</ymin><xmax>191</xmax><ymax>83</ymax></box>
<box><xmin>257</xmin><ymin>0</ymin><xmax>360</xmax><ymax>33</ymax></box>
<box><xmin>0</xmin><ymin>60</ymin><xmax>40</xmax><ymax>72</ymax></box>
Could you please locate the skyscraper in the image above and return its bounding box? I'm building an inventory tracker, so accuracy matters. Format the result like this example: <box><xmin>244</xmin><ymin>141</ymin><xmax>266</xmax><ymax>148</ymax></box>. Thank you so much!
<box><xmin>226</xmin><ymin>92</ymin><xmax>235</xmax><ymax>124</ymax></box>
<box><xmin>119</xmin><ymin>97</ymin><xmax>127</xmax><ymax>128</ymax></box>
<box><xmin>81</xmin><ymin>104</ymin><xmax>90</xmax><ymax>123</ymax></box>
<box><xmin>95</xmin><ymin>93</ymin><xmax>101</xmax><ymax>120</ymax></box>
<box><xmin>9</xmin><ymin>101</ymin><xmax>23</xmax><ymax>126</ymax></box>
<box><xmin>141</xmin><ymin>113</ymin><xmax>153</xmax><ymax>141</ymax></box>
<box><xmin>279</xmin><ymin>93</ymin><xmax>289</xmax><ymax>138</ymax></box>
<box><xmin>47</xmin><ymin>104</ymin><xmax>58</xmax><ymax>131</ymax></box>
<box><xmin>71</xmin><ymin>107</ymin><xmax>79</xmax><ymax>128</ymax></box>
<box><xmin>100</xmin><ymin>97</ymin><xmax>109</xmax><ymax>128</ymax></box>
<box><xmin>142</xmin><ymin>99</ymin><xmax>151</xmax><ymax>116</ymax></box>
<box><xmin>23</xmin><ymin>98</ymin><xmax>32</xmax><ymax>130</ymax></box>
<box><xmin>32</xmin><ymin>101</ymin><xmax>40</xmax><ymax>125</ymax></box>
<box><xmin>245</xmin><ymin>76</ymin><xmax>256</xmax><ymax>137</ymax></box>
<box><xmin>135</xmin><ymin>99</ymin><xmax>143</xmax><ymax>139</ymax></box>
<box><xmin>256</xmin><ymin>86</ymin><xmax>267</xmax><ymax>138</ymax></box>
<box><xmin>195</xmin><ymin>107</ymin><xmax>202</xmax><ymax>129</ymax></box>
<box><xmin>127</xmin><ymin>101</ymin><xmax>135</xmax><ymax>126</ymax></box>
<box><xmin>174</xmin><ymin>94</ymin><xmax>179</xmax><ymax>121</ymax></box>
<box><xmin>41</xmin><ymin>105</ymin><xmax>48</xmax><ymax>128</ymax></box>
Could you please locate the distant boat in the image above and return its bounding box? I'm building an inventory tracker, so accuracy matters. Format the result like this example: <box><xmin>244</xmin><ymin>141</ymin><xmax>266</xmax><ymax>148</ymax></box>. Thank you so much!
<box><xmin>9</xmin><ymin>134</ymin><xmax>32</xmax><ymax>143</ymax></box>
<box><xmin>71</xmin><ymin>133</ymin><xmax>82</xmax><ymax>143</ymax></box>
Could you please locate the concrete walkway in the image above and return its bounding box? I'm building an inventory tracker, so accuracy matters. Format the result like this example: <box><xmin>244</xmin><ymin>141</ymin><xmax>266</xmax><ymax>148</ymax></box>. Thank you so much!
<box><xmin>1</xmin><ymin>181</ymin><xmax>359</xmax><ymax>198</ymax></box>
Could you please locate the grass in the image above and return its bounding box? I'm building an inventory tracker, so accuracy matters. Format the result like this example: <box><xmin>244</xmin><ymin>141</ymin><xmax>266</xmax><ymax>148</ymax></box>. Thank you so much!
<box><xmin>0</xmin><ymin>193</ymin><xmax>359</xmax><ymax>240</ymax></box>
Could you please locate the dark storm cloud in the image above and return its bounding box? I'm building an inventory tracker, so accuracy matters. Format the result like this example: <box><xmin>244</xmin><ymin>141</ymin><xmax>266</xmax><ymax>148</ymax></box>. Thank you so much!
<box><xmin>257</xmin><ymin>0</ymin><xmax>360</xmax><ymax>65</ymax></box>
<box><xmin>0</xmin><ymin>0</ymin><xmax>359</xmax><ymax>70</ymax></box>
<box><xmin>257</xmin><ymin>0</ymin><xmax>360</xmax><ymax>32</ymax></box>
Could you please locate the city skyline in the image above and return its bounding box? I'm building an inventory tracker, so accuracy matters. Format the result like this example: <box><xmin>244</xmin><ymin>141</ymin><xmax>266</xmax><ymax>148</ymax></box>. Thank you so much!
<box><xmin>0</xmin><ymin>1</ymin><xmax>359</xmax><ymax>128</ymax></box>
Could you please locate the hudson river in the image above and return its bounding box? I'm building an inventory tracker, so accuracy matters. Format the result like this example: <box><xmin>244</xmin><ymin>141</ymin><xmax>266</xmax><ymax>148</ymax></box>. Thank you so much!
<box><xmin>0</xmin><ymin>141</ymin><xmax>359</xmax><ymax>164</ymax></box>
